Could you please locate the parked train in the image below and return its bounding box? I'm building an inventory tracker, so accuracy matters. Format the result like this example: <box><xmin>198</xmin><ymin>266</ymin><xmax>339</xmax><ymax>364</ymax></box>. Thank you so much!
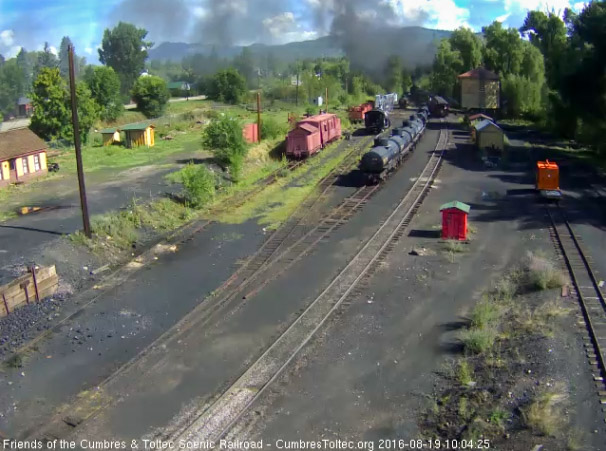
<box><xmin>359</xmin><ymin>109</ymin><xmax>427</xmax><ymax>184</ymax></box>
<box><xmin>286</xmin><ymin>113</ymin><xmax>342</xmax><ymax>158</ymax></box>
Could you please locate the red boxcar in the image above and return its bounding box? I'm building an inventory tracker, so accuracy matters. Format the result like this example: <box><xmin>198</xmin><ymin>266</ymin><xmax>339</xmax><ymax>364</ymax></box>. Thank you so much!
<box><xmin>286</xmin><ymin>113</ymin><xmax>342</xmax><ymax>158</ymax></box>
<box><xmin>348</xmin><ymin>102</ymin><xmax>373</xmax><ymax>123</ymax></box>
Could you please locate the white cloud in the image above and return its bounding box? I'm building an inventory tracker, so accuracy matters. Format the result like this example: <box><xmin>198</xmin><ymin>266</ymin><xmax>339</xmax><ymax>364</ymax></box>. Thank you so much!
<box><xmin>396</xmin><ymin>0</ymin><xmax>471</xmax><ymax>29</ymax></box>
<box><xmin>572</xmin><ymin>1</ymin><xmax>587</xmax><ymax>11</ymax></box>
<box><xmin>262</xmin><ymin>11</ymin><xmax>318</xmax><ymax>44</ymax></box>
<box><xmin>495</xmin><ymin>12</ymin><xmax>511</xmax><ymax>22</ymax></box>
<box><xmin>504</xmin><ymin>0</ymin><xmax>573</xmax><ymax>18</ymax></box>
<box><xmin>85</xmin><ymin>47</ymin><xmax>93</xmax><ymax>55</ymax></box>
<box><xmin>193</xmin><ymin>6</ymin><xmax>206</xmax><ymax>18</ymax></box>
<box><xmin>49</xmin><ymin>46</ymin><xmax>58</xmax><ymax>56</ymax></box>
<box><xmin>0</xmin><ymin>29</ymin><xmax>15</xmax><ymax>47</ymax></box>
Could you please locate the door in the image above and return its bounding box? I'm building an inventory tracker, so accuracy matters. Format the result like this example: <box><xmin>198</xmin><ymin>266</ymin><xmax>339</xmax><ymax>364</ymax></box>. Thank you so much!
<box><xmin>9</xmin><ymin>159</ymin><xmax>17</xmax><ymax>180</ymax></box>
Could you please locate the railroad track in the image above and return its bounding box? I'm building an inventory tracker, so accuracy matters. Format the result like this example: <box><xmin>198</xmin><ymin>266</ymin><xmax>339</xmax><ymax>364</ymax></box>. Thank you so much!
<box><xmin>547</xmin><ymin>205</ymin><xmax>606</xmax><ymax>411</ymax></box>
<box><xmin>25</xmin><ymin>134</ymin><xmax>376</xmax><ymax>443</ymax></box>
<box><xmin>170</xmin><ymin>127</ymin><xmax>449</xmax><ymax>443</ymax></box>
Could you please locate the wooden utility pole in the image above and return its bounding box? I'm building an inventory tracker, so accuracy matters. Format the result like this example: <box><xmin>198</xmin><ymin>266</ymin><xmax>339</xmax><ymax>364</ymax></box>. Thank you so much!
<box><xmin>257</xmin><ymin>92</ymin><xmax>262</xmax><ymax>142</ymax></box>
<box><xmin>325</xmin><ymin>87</ymin><xmax>328</xmax><ymax>113</ymax></box>
<box><xmin>68</xmin><ymin>45</ymin><xmax>91</xmax><ymax>238</ymax></box>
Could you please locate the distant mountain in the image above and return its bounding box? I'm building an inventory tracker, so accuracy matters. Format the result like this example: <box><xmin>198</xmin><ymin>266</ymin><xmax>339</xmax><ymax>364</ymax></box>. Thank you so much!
<box><xmin>148</xmin><ymin>27</ymin><xmax>452</xmax><ymax>68</ymax></box>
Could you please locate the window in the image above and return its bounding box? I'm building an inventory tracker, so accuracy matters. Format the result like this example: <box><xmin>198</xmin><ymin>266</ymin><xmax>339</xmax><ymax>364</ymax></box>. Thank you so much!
<box><xmin>22</xmin><ymin>157</ymin><xmax>29</xmax><ymax>174</ymax></box>
<box><xmin>0</xmin><ymin>166</ymin><xmax>3</xmax><ymax>181</ymax></box>
<box><xmin>33</xmin><ymin>154</ymin><xmax>41</xmax><ymax>172</ymax></box>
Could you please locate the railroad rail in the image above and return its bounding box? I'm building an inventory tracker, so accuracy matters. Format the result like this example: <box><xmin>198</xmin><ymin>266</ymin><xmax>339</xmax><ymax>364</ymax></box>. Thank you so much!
<box><xmin>171</xmin><ymin>127</ymin><xmax>449</xmax><ymax>443</ymax></box>
<box><xmin>25</xmin><ymin>134</ymin><xmax>377</xmax><ymax>443</ymax></box>
<box><xmin>547</xmin><ymin>205</ymin><xmax>606</xmax><ymax>407</ymax></box>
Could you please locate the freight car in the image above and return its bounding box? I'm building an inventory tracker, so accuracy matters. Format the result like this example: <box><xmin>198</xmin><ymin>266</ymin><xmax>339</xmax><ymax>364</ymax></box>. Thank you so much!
<box><xmin>286</xmin><ymin>113</ymin><xmax>342</xmax><ymax>158</ymax></box>
<box><xmin>429</xmin><ymin>96</ymin><xmax>449</xmax><ymax>118</ymax></box>
<box><xmin>360</xmin><ymin>116</ymin><xmax>426</xmax><ymax>184</ymax></box>
<box><xmin>348</xmin><ymin>102</ymin><xmax>373</xmax><ymax>123</ymax></box>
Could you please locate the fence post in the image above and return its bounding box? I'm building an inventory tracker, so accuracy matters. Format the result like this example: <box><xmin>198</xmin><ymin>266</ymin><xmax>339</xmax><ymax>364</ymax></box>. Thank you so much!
<box><xmin>31</xmin><ymin>266</ymin><xmax>40</xmax><ymax>302</ymax></box>
<box><xmin>2</xmin><ymin>293</ymin><xmax>9</xmax><ymax>316</ymax></box>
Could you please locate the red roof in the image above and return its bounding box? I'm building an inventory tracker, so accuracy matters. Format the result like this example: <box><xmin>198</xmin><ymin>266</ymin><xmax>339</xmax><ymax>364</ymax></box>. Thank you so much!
<box><xmin>300</xmin><ymin>113</ymin><xmax>338</xmax><ymax>124</ymax></box>
<box><xmin>458</xmin><ymin>68</ymin><xmax>499</xmax><ymax>80</ymax></box>
<box><xmin>296</xmin><ymin>123</ymin><xmax>319</xmax><ymax>134</ymax></box>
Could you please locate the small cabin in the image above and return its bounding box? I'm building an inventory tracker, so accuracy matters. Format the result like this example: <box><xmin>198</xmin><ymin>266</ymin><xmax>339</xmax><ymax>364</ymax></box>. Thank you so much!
<box><xmin>122</xmin><ymin>123</ymin><xmax>155</xmax><ymax>148</ymax></box>
<box><xmin>440</xmin><ymin>201</ymin><xmax>471</xmax><ymax>241</ymax></box>
<box><xmin>100</xmin><ymin>128</ymin><xmax>121</xmax><ymax>146</ymax></box>
<box><xmin>167</xmin><ymin>81</ymin><xmax>191</xmax><ymax>97</ymax></box>
<box><xmin>473</xmin><ymin>120</ymin><xmax>504</xmax><ymax>151</ymax></box>
<box><xmin>17</xmin><ymin>97</ymin><xmax>33</xmax><ymax>117</ymax></box>
<box><xmin>0</xmin><ymin>128</ymin><xmax>48</xmax><ymax>188</ymax></box>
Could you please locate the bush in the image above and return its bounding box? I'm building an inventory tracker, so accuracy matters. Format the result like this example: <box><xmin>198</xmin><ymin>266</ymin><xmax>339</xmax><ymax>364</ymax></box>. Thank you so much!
<box><xmin>179</xmin><ymin>164</ymin><xmax>216</xmax><ymax>208</ymax></box>
<box><xmin>459</xmin><ymin>328</ymin><xmax>497</xmax><ymax>354</ymax></box>
<box><xmin>524</xmin><ymin>251</ymin><xmax>565</xmax><ymax>290</ymax></box>
<box><xmin>261</xmin><ymin>117</ymin><xmax>289</xmax><ymax>140</ymax></box>
<box><xmin>470</xmin><ymin>300</ymin><xmax>502</xmax><ymax>329</ymax></box>
<box><xmin>131</xmin><ymin>75</ymin><xmax>170</xmax><ymax>118</ymax></box>
<box><xmin>522</xmin><ymin>389</ymin><xmax>567</xmax><ymax>436</ymax></box>
<box><xmin>203</xmin><ymin>115</ymin><xmax>248</xmax><ymax>180</ymax></box>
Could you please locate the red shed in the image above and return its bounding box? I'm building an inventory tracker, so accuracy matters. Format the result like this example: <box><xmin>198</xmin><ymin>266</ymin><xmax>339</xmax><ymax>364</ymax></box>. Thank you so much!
<box><xmin>242</xmin><ymin>123</ymin><xmax>259</xmax><ymax>144</ymax></box>
<box><xmin>440</xmin><ymin>201</ymin><xmax>471</xmax><ymax>241</ymax></box>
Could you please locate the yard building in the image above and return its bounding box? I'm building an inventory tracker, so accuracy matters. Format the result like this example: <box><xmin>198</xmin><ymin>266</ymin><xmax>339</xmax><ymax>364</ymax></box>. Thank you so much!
<box><xmin>440</xmin><ymin>201</ymin><xmax>470</xmax><ymax>241</ymax></box>
<box><xmin>17</xmin><ymin>97</ymin><xmax>33</xmax><ymax>117</ymax></box>
<box><xmin>0</xmin><ymin>128</ymin><xmax>48</xmax><ymax>187</ymax></box>
<box><xmin>122</xmin><ymin>123</ymin><xmax>155</xmax><ymax>148</ymax></box>
<box><xmin>458</xmin><ymin>68</ymin><xmax>500</xmax><ymax>110</ymax></box>
<box><xmin>473</xmin><ymin>119</ymin><xmax>505</xmax><ymax>151</ymax></box>
<box><xmin>100</xmin><ymin>128</ymin><xmax>121</xmax><ymax>146</ymax></box>
<box><xmin>167</xmin><ymin>81</ymin><xmax>191</xmax><ymax>97</ymax></box>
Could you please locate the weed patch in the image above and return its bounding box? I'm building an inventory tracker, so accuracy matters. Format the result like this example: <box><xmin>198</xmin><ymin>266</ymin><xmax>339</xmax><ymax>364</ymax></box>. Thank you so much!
<box><xmin>522</xmin><ymin>387</ymin><xmax>568</xmax><ymax>436</ymax></box>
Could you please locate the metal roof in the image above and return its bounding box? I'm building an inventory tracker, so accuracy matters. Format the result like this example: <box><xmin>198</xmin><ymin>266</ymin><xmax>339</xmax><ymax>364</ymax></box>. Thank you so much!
<box><xmin>17</xmin><ymin>97</ymin><xmax>31</xmax><ymax>105</ymax></box>
<box><xmin>432</xmin><ymin>96</ymin><xmax>448</xmax><ymax>105</ymax></box>
<box><xmin>469</xmin><ymin>113</ymin><xmax>493</xmax><ymax>121</ymax></box>
<box><xmin>440</xmin><ymin>201</ymin><xmax>471</xmax><ymax>213</ymax></box>
<box><xmin>121</xmin><ymin>123</ymin><xmax>154</xmax><ymax>131</ymax></box>
<box><xmin>458</xmin><ymin>67</ymin><xmax>499</xmax><ymax>80</ymax></box>
<box><xmin>296</xmin><ymin>123</ymin><xmax>318</xmax><ymax>134</ymax></box>
<box><xmin>474</xmin><ymin>119</ymin><xmax>501</xmax><ymax>132</ymax></box>
<box><xmin>100</xmin><ymin>128</ymin><xmax>119</xmax><ymax>134</ymax></box>
<box><xmin>0</xmin><ymin>128</ymin><xmax>47</xmax><ymax>161</ymax></box>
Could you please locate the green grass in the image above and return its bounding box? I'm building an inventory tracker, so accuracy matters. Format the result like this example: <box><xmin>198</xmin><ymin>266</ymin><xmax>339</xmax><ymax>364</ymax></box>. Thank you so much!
<box><xmin>51</xmin><ymin>133</ymin><xmax>202</xmax><ymax>174</ymax></box>
<box><xmin>459</xmin><ymin>328</ymin><xmax>497</xmax><ymax>354</ymax></box>
<box><xmin>455</xmin><ymin>360</ymin><xmax>474</xmax><ymax>386</ymax></box>
<box><xmin>522</xmin><ymin>388</ymin><xmax>568</xmax><ymax>437</ymax></box>
<box><xmin>470</xmin><ymin>300</ymin><xmax>502</xmax><ymax>329</ymax></box>
<box><xmin>523</xmin><ymin>251</ymin><xmax>565</xmax><ymax>291</ymax></box>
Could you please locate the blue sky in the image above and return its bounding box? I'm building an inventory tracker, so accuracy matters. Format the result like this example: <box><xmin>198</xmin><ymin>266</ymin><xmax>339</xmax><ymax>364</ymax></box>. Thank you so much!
<box><xmin>0</xmin><ymin>0</ymin><xmax>589</xmax><ymax>61</ymax></box>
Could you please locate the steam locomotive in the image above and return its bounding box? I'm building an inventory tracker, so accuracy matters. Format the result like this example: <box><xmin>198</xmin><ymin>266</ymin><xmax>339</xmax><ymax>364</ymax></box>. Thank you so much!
<box><xmin>364</xmin><ymin>93</ymin><xmax>398</xmax><ymax>134</ymax></box>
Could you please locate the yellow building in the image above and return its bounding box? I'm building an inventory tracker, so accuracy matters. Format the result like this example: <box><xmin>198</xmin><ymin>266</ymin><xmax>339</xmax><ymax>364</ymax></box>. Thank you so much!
<box><xmin>473</xmin><ymin>120</ymin><xmax>504</xmax><ymax>151</ymax></box>
<box><xmin>458</xmin><ymin>68</ymin><xmax>500</xmax><ymax>110</ymax></box>
<box><xmin>0</xmin><ymin>128</ymin><xmax>48</xmax><ymax>188</ymax></box>
<box><xmin>122</xmin><ymin>123</ymin><xmax>155</xmax><ymax>148</ymax></box>
<box><xmin>100</xmin><ymin>128</ymin><xmax>121</xmax><ymax>146</ymax></box>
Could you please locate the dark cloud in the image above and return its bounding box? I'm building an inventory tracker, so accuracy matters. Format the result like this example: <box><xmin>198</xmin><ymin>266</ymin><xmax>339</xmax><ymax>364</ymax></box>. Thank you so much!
<box><xmin>192</xmin><ymin>0</ymin><xmax>293</xmax><ymax>46</ymax></box>
<box><xmin>110</xmin><ymin>0</ymin><xmax>191</xmax><ymax>42</ymax></box>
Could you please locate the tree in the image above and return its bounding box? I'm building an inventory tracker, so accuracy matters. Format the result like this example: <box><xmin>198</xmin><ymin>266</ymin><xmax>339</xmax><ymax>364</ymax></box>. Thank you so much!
<box><xmin>207</xmin><ymin>68</ymin><xmax>247</xmax><ymax>104</ymax></box>
<box><xmin>0</xmin><ymin>54</ymin><xmax>5</xmax><ymax>67</ymax></box>
<box><xmin>234</xmin><ymin>47</ymin><xmax>256</xmax><ymax>87</ymax></box>
<box><xmin>34</xmin><ymin>42</ymin><xmax>59</xmax><ymax>78</ymax></box>
<box><xmin>16</xmin><ymin>48</ymin><xmax>32</xmax><ymax>89</ymax></box>
<box><xmin>30</xmin><ymin>68</ymin><xmax>70</xmax><ymax>141</ymax></box>
<box><xmin>131</xmin><ymin>75</ymin><xmax>169</xmax><ymax>118</ymax></box>
<box><xmin>84</xmin><ymin>65</ymin><xmax>123</xmax><ymax>121</ymax></box>
<box><xmin>385</xmin><ymin>55</ymin><xmax>403</xmax><ymax>94</ymax></box>
<box><xmin>202</xmin><ymin>114</ymin><xmax>247</xmax><ymax>180</ymax></box>
<box><xmin>482</xmin><ymin>22</ymin><xmax>524</xmax><ymax>75</ymax></box>
<box><xmin>63</xmin><ymin>83</ymin><xmax>99</xmax><ymax>144</ymax></box>
<box><xmin>431</xmin><ymin>40</ymin><xmax>462</xmax><ymax>97</ymax></box>
<box><xmin>30</xmin><ymin>67</ymin><xmax>98</xmax><ymax>143</ymax></box>
<box><xmin>99</xmin><ymin>22</ymin><xmax>153</xmax><ymax>96</ymax></box>
<box><xmin>449</xmin><ymin>27</ymin><xmax>483</xmax><ymax>71</ymax></box>
<box><xmin>0</xmin><ymin>60</ymin><xmax>26</xmax><ymax>115</ymax></box>
<box><xmin>58</xmin><ymin>36</ymin><xmax>73</xmax><ymax>79</ymax></box>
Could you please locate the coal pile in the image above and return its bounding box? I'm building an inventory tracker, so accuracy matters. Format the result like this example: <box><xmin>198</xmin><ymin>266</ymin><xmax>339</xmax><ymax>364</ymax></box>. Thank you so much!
<box><xmin>0</xmin><ymin>294</ymin><xmax>68</xmax><ymax>359</ymax></box>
